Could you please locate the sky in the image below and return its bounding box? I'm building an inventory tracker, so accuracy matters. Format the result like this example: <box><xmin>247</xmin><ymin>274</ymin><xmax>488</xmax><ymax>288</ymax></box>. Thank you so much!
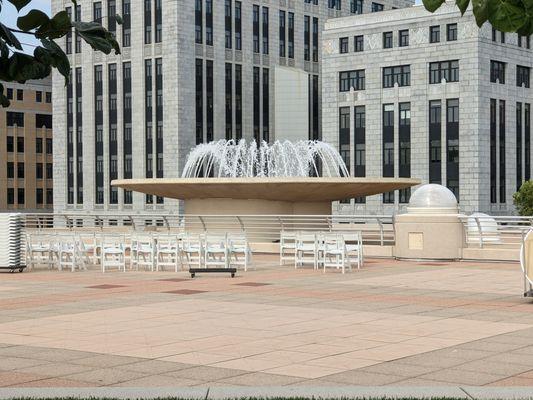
<box><xmin>1</xmin><ymin>0</ymin><xmax>51</xmax><ymax>53</ymax></box>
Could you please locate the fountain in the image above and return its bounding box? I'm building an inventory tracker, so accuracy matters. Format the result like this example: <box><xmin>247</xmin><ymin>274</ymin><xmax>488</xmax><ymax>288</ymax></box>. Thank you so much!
<box><xmin>112</xmin><ymin>140</ymin><xmax>420</xmax><ymax>215</ymax></box>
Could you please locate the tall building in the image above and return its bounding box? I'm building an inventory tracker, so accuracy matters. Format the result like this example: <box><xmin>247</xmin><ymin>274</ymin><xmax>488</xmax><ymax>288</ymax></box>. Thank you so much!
<box><xmin>0</xmin><ymin>78</ymin><xmax>54</xmax><ymax>212</ymax></box>
<box><xmin>322</xmin><ymin>3</ymin><xmax>533</xmax><ymax>215</ymax></box>
<box><xmin>52</xmin><ymin>0</ymin><xmax>413</xmax><ymax>214</ymax></box>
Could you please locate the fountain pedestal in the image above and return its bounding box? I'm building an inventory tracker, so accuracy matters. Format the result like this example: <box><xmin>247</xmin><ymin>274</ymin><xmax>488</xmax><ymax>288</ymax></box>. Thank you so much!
<box><xmin>184</xmin><ymin>198</ymin><xmax>331</xmax><ymax>215</ymax></box>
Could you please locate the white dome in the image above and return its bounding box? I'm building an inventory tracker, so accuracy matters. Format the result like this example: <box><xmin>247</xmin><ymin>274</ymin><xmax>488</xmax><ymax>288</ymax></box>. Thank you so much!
<box><xmin>408</xmin><ymin>184</ymin><xmax>458</xmax><ymax>213</ymax></box>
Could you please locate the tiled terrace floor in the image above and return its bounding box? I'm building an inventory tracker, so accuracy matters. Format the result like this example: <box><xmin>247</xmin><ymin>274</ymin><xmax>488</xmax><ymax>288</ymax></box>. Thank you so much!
<box><xmin>1</xmin><ymin>256</ymin><xmax>533</xmax><ymax>387</ymax></box>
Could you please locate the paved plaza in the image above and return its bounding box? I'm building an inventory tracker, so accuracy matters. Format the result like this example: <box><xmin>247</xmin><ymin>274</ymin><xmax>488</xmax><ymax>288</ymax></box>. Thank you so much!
<box><xmin>1</xmin><ymin>256</ymin><xmax>533</xmax><ymax>388</ymax></box>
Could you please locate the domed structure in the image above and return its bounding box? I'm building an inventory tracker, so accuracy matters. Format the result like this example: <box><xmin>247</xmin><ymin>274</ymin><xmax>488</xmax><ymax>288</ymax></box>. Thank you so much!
<box><xmin>407</xmin><ymin>184</ymin><xmax>458</xmax><ymax>214</ymax></box>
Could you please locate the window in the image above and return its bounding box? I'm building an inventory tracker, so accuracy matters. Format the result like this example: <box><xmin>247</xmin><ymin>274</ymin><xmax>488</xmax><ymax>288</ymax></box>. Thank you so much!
<box><xmin>45</xmin><ymin>92</ymin><xmax>52</xmax><ymax>103</ymax></box>
<box><xmin>6</xmin><ymin>136</ymin><xmax>13</xmax><ymax>152</ymax></box>
<box><xmin>225</xmin><ymin>0</ymin><xmax>232</xmax><ymax>48</ymax></box>
<box><xmin>339</xmin><ymin>37</ymin><xmax>349</xmax><ymax>53</ymax></box>
<box><xmin>446</xmin><ymin>23</ymin><xmax>457</xmax><ymax>41</ymax></box>
<box><xmin>6</xmin><ymin>112</ymin><xmax>24</xmax><ymax>127</ymax></box>
<box><xmin>36</xmin><ymin>163</ymin><xmax>43</xmax><ymax>179</ymax></box>
<box><xmin>17</xmin><ymin>137</ymin><xmax>24</xmax><ymax>153</ymax></box>
<box><xmin>46</xmin><ymin>163</ymin><xmax>53</xmax><ymax>179</ymax></box>
<box><xmin>371</xmin><ymin>2</ymin><xmax>384</xmax><ymax>11</ymax></box>
<box><xmin>36</xmin><ymin>91</ymin><xmax>42</xmax><ymax>102</ymax></box>
<box><xmin>46</xmin><ymin>189</ymin><xmax>53</xmax><ymax>205</ymax></box>
<box><xmin>430</xmin><ymin>25</ymin><xmax>440</xmax><ymax>43</ymax></box>
<box><xmin>36</xmin><ymin>138</ymin><xmax>43</xmax><ymax>153</ymax></box>
<box><xmin>339</xmin><ymin>107</ymin><xmax>350</xmax><ymax>174</ymax></box>
<box><xmin>288</xmin><ymin>12</ymin><xmax>294</xmax><ymax>58</ymax></box>
<box><xmin>35</xmin><ymin>114</ymin><xmax>52</xmax><ymax>129</ymax></box>
<box><xmin>517</xmin><ymin>65</ymin><xmax>530</xmax><ymax>88</ymax></box>
<box><xmin>253</xmin><ymin>5</ymin><xmax>260</xmax><ymax>53</ymax></box>
<box><xmin>7</xmin><ymin>162</ymin><xmax>14</xmax><ymax>179</ymax></box>
<box><xmin>46</xmin><ymin>138</ymin><xmax>53</xmax><ymax>154</ymax></box>
<box><xmin>36</xmin><ymin>189</ymin><xmax>43</xmax><ymax>205</ymax></box>
<box><xmin>339</xmin><ymin>70</ymin><xmax>365</xmax><ymax>91</ymax></box>
<box><xmin>93</xmin><ymin>1</ymin><xmax>102</xmax><ymax>23</ymax></box>
<box><xmin>383</xmin><ymin>31</ymin><xmax>393</xmax><ymax>48</ymax></box>
<box><xmin>17</xmin><ymin>188</ymin><xmax>25</xmax><ymax>205</ymax></box>
<box><xmin>195</xmin><ymin>0</ymin><xmax>201</xmax><ymax>43</ymax></box>
<box><xmin>279</xmin><ymin>10</ymin><xmax>285</xmax><ymax>57</ymax></box>
<box><xmin>16</xmin><ymin>89</ymin><xmax>23</xmax><ymax>101</ymax></box>
<box><xmin>383</xmin><ymin>65</ymin><xmax>410</xmax><ymax>88</ymax></box>
<box><xmin>122</xmin><ymin>0</ymin><xmax>131</xmax><ymax>46</ymax></box>
<box><xmin>154</xmin><ymin>0</ymin><xmax>162</xmax><ymax>43</ymax></box>
<box><xmin>262</xmin><ymin>7</ymin><xmax>269</xmax><ymax>55</ymax></box>
<box><xmin>7</xmin><ymin>189</ymin><xmax>14</xmax><ymax>205</ymax></box>
<box><xmin>429</xmin><ymin>60</ymin><xmax>459</xmax><ymax>84</ymax></box>
<box><xmin>6</xmin><ymin>88</ymin><xmax>13</xmax><ymax>100</ymax></box>
<box><xmin>351</xmin><ymin>0</ymin><xmax>363</xmax><ymax>14</ymax></box>
<box><xmin>354</xmin><ymin>35</ymin><xmax>364</xmax><ymax>52</ymax></box>
<box><xmin>490</xmin><ymin>60</ymin><xmax>506</xmax><ymax>84</ymax></box>
<box><xmin>205</xmin><ymin>0</ymin><xmax>213</xmax><ymax>45</ymax></box>
<box><xmin>399</xmin><ymin>30</ymin><xmax>409</xmax><ymax>47</ymax></box>
<box><xmin>17</xmin><ymin>163</ymin><xmax>24</xmax><ymax>179</ymax></box>
<box><xmin>235</xmin><ymin>1</ymin><xmax>242</xmax><ymax>50</ymax></box>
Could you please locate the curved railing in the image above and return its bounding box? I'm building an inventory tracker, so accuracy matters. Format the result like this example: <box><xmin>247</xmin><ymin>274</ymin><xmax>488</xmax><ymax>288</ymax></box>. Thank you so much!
<box><xmin>460</xmin><ymin>215</ymin><xmax>533</xmax><ymax>249</ymax></box>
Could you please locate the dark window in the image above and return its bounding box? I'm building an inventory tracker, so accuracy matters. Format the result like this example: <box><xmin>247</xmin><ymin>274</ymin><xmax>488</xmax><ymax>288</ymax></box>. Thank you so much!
<box><xmin>36</xmin><ymin>138</ymin><xmax>43</xmax><ymax>153</ymax></box>
<box><xmin>107</xmin><ymin>0</ymin><xmax>115</xmax><ymax>33</ymax></box>
<box><xmin>398</xmin><ymin>102</ymin><xmax>411</xmax><ymax>204</ymax></box>
<box><xmin>354</xmin><ymin>105</ymin><xmax>366</xmax><ymax>186</ymax></box>
<box><xmin>371</xmin><ymin>2</ymin><xmax>384</xmax><ymax>11</ymax></box>
<box><xmin>36</xmin><ymin>189</ymin><xmax>43</xmax><ymax>205</ymax></box>
<box><xmin>351</xmin><ymin>0</ymin><xmax>363</xmax><ymax>14</ymax></box>
<box><xmin>155</xmin><ymin>0</ymin><xmax>162</xmax><ymax>43</ymax></box>
<box><xmin>526</xmin><ymin>103</ymin><xmax>531</xmax><ymax>181</ymax></box>
<box><xmin>339</xmin><ymin>37</ymin><xmax>349</xmax><ymax>53</ymax></box>
<box><xmin>36</xmin><ymin>91</ymin><xmax>42</xmax><ymax>102</ymax></box>
<box><xmin>490</xmin><ymin>60</ymin><xmax>506</xmax><ymax>84</ymax></box>
<box><xmin>398</xmin><ymin>30</ymin><xmax>409</xmax><ymax>47</ymax></box>
<box><xmin>499</xmin><ymin>100</ymin><xmax>506</xmax><ymax>203</ymax></box>
<box><xmin>446</xmin><ymin>23</ymin><xmax>457</xmax><ymax>41</ymax></box>
<box><xmin>45</xmin><ymin>92</ymin><xmax>52</xmax><ymax>103</ymax></box>
<box><xmin>93</xmin><ymin>1</ymin><xmax>102</xmax><ymax>23</ymax></box>
<box><xmin>430</xmin><ymin>25</ymin><xmax>440</xmax><ymax>43</ymax></box>
<box><xmin>46</xmin><ymin>138</ymin><xmax>52</xmax><ymax>154</ymax></box>
<box><xmin>6</xmin><ymin>136</ymin><xmax>14</xmax><ymax>152</ymax></box>
<box><xmin>7</xmin><ymin>112</ymin><xmax>24</xmax><ymax>127</ymax></box>
<box><xmin>279</xmin><ymin>10</ymin><xmax>286</xmax><ymax>57</ymax></box>
<box><xmin>253</xmin><ymin>5</ymin><xmax>260</xmax><ymax>53</ymax></box>
<box><xmin>7</xmin><ymin>162</ymin><xmax>14</xmax><ymax>179</ymax></box>
<box><xmin>122</xmin><ymin>0</ymin><xmax>131</xmax><ymax>47</ymax></box>
<box><xmin>262</xmin><ymin>68</ymin><xmax>269</xmax><ymax>142</ymax></box>
<box><xmin>383</xmin><ymin>65</ymin><xmax>410</xmax><ymax>88</ymax></box>
<box><xmin>235</xmin><ymin>64</ymin><xmax>242</xmax><ymax>139</ymax></box>
<box><xmin>195</xmin><ymin>59</ymin><xmax>203</xmax><ymax>144</ymax></box>
<box><xmin>65</xmin><ymin>7</ymin><xmax>72</xmax><ymax>54</ymax></box>
<box><xmin>354</xmin><ymin>35</ymin><xmax>364</xmax><ymax>52</ymax></box>
<box><xmin>36</xmin><ymin>163</ymin><xmax>43</xmax><ymax>179</ymax></box>
<box><xmin>225</xmin><ymin>63</ymin><xmax>233</xmax><ymax>140</ymax></box>
<box><xmin>253</xmin><ymin>67</ymin><xmax>260</xmax><ymax>142</ymax></box>
<box><xmin>6</xmin><ymin>88</ymin><xmax>13</xmax><ymax>100</ymax></box>
<box><xmin>195</xmin><ymin>0</ymin><xmax>202</xmax><ymax>43</ymax></box>
<box><xmin>17</xmin><ymin>188</ymin><xmax>24</xmax><ymax>205</ymax></box>
<box><xmin>225</xmin><ymin>0</ymin><xmax>232</xmax><ymax>49</ymax></box>
<box><xmin>339</xmin><ymin>70</ymin><xmax>365</xmax><ymax>92</ymax></box>
<box><xmin>304</xmin><ymin>16</ymin><xmax>310</xmax><ymax>61</ymax></box>
<box><xmin>383</xmin><ymin>31</ymin><xmax>393</xmax><ymax>48</ymax></box>
<box><xmin>288</xmin><ymin>12</ymin><xmax>294</xmax><ymax>58</ymax></box>
<box><xmin>206</xmin><ymin>60</ymin><xmax>213</xmax><ymax>143</ymax></box>
<box><xmin>75</xmin><ymin>5</ymin><xmax>82</xmax><ymax>52</ymax></box>
<box><xmin>17</xmin><ymin>162</ymin><xmax>24</xmax><ymax>179</ymax></box>
<box><xmin>446</xmin><ymin>98</ymin><xmax>459</xmax><ymax>200</ymax></box>
<box><xmin>7</xmin><ymin>188</ymin><xmax>14</xmax><ymax>205</ymax></box>
<box><xmin>16</xmin><ymin>89</ymin><xmax>23</xmax><ymax>101</ymax></box>
<box><xmin>339</xmin><ymin>106</ymin><xmax>350</xmax><ymax>174</ymax></box>
<box><xmin>429</xmin><ymin>60</ymin><xmax>459</xmax><ymax>84</ymax></box>
<box><xmin>517</xmin><ymin>65</ymin><xmax>530</xmax><ymax>88</ymax></box>
<box><xmin>35</xmin><ymin>114</ymin><xmax>52</xmax><ymax>129</ymax></box>
<box><xmin>383</xmin><ymin>103</ymin><xmax>395</xmax><ymax>203</ymax></box>
<box><xmin>235</xmin><ymin>1</ymin><xmax>242</xmax><ymax>50</ymax></box>
<box><xmin>517</xmin><ymin>102</ymin><xmax>523</xmax><ymax>190</ymax></box>
<box><xmin>17</xmin><ymin>137</ymin><xmax>24</xmax><ymax>153</ymax></box>
<box><xmin>46</xmin><ymin>163</ymin><xmax>52</xmax><ymax>179</ymax></box>
<box><xmin>46</xmin><ymin>189</ymin><xmax>53</xmax><ymax>205</ymax></box>
<box><xmin>205</xmin><ymin>0</ymin><xmax>213</xmax><ymax>45</ymax></box>
<box><xmin>262</xmin><ymin>7</ymin><xmax>269</xmax><ymax>55</ymax></box>
<box><xmin>312</xmin><ymin>17</ymin><xmax>318</xmax><ymax>62</ymax></box>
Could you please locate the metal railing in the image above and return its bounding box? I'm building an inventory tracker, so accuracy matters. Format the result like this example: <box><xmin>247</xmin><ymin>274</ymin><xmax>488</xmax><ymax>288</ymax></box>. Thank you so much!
<box><xmin>21</xmin><ymin>213</ymin><xmax>395</xmax><ymax>246</ymax></box>
<box><xmin>460</xmin><ymin>215</ymin><xmax>533</xmax><ymax>249</ymax></box>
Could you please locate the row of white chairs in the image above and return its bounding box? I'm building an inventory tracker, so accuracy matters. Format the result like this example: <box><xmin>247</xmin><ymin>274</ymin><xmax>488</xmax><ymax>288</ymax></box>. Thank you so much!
<box><xmin>280</xmin><ymin>231</ymin><xmax>364</xmax><ymax>274</ymax></box>
<box><xmin>25</xmin><ymin>231</ymin><xmax>252</xmax><ymax>273</ymax></box>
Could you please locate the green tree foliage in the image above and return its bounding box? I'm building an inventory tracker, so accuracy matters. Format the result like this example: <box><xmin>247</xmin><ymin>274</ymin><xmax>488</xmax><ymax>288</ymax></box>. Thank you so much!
<box><xmin>0</xmin><ymin>0</ymin><xmax>121</xmax><ymax>107</ymax></box>
<box><xmin>514</xmin><ymin>180</ymin><xmax>533</xmax><ymax>216</ymax></box>
<box><xmin>423</xmin><ymin>0</ymin><xmax>533</xmax><ymax>36</ymax></box>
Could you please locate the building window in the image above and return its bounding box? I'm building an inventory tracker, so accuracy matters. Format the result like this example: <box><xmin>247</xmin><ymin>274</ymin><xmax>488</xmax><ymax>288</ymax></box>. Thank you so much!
<box><xmin>517</xmin><ymin>102</ymin><xmax>523</xmax><ymax>190</ymax></box>
<box><xmin>312</xmin><ymin>17</ymin><xmax>318</xmax><ymax>62</ymax></box>
<box><xmin>122</xmin><ymin>0</ymin><xmax>131</xmax><ymax>47</ymax></box>
<box><xmin>203</xmin><ymin>0</ymin><xmax>212</xmax><ymax>45</ymax></box>
<box><xmin>6</xmin><ymin>88</ymin><xmax>13</xmax><ymax>100</ymax></box>
<box><xmin>354</xmin><ymin>35</ymin><xmax>364</xmax><ymax>52</ymax></box>
<box><xmin>279</xmin><ymin>10</ymin><xmax>285</xmax><ymax>57</ymax></box>
<box><xmin>17</xmin><ymin>137</ymin><xmax>24</xmax><ymax>153</ymax></box>
<box><xmin>263</xmin><ymin>68</ymin><xmax>270</xmax><ymax>142</ymax></box>
<box><xmin>6</xmin><ymin>136</ymin><xmax>13</xmax><ymax>152</ymax></box>
<box><xmin>36</xmin><ymin>163</ymin><xmax>43</xmax><ymax>179</ymax></box>
<box><xmin>499</xmin><ymin>100</ymin><xmax>506</xmax><ymax>203</ymax></box>
<box><xmin>235</xmin><ymin>1</ymin><xmax>242</xmax><ymax>50</ymax></box>
<box><xmin>36</xmin><ymin>91</ymin><xmax>42</xmax><ymax>102</ymax></box>
<box><xmin>429</xmin><ymin>60</ymin><xmax>459</xmax><ymax>84</ymax></box>
<box><xmin>383</xmin><ymin>65</ymin><xmax>410</xmax><ymax>88</ymax></box>
<box><xmin>304</xmin><ymin>15</ymin><xmax>310</xmax><ymax>61</ymax></box>
<box><xmin>288</xmin><ymin>12</ymin><xmax>294</xmax><ymax>58</ymax></box>
<box><xmin>517</xmin><ymin>65</ymin><xmax>530</xmax><ymax>88</ymax></box>
<box><xmin>339</xmin><ymin>70</ymin><xmax>365</xmax><ymax>92</ymax></box>
<box><xmin>398</xmin><ymin>30</ymin><xmax>409</xmax><ymax>47</ymax></box>
<box><xmin>155</xmin><ymin>0</ymin><xmax>162</xmax><ymax>43</ymax></box>
<box><xmin>235</xmin><ymin>64</ymin><xmax>242</xmax><ymax>139</ymax></box>
<box><xmin>7</xmin><ymin>188</ymin><xmax>14</xmax><ymax>205</ymax></box>
<box><xmin>36</xmin><ymin>138</ymin><xmax>43</xmax><ymax>153</ymax></box>
<box><xmin>36</xmin><ymin>114</ymin><xmax>52</xmax><ymax>129</ymax></box>
<box><xmin>371</xmin><ymin>2</ymin><xmax>384</xmax><ymax>11</ymax></box>
<box><xmin>75</xmin><ymin>5</ymin><xmax>82</xmax><ymax>52</ymax></box>
<box><xmin>45</xmin><ymin>92</ymin><xmax>51</xmax><ymax>103</ymax></box>
<box><xmin>446</xmin><ymin>23</ymin><xmax>457</xmax><ymax>41</ymax></box>
<box><xmin>383</xmin><ymin>31</ymin><xmax>393</xmax><ymax>48</ymax></box>
<box><xmin>446</xmin><ymin>99</ymin><xmax>460</xmax><ymax>200</ymax></box>
<box><xmin>93</xmin><ymin>2</ymin><xmax>102</xmax><ymax>23</ymax></box>
<box><xmin>16</xmin><ymin>89</ymin><xmax>23</xmax><ymax>101</ymax></box>
<box><xmin>253</xmin><ymin>5</ymin><xmax>260</xmax><ymax>53</ymax></box>
<box><xmin>339</xmin><ymin>37</ymin><xmax>349</xmax><ymax>53</ymax></box>
<box><xmin>225</xmin><ymin>0</ymin><xmax>232</xmax><ymax>49</ymax></box>
<box><xmin>351</xmin><ymin>0</ymin><xmax>363</xmax><ymax>14</ymax></box>
<box><xmin>430</xmin><ymin>25</ymin><xmax>440</xmax><ymax>43</ymax></box>
<box><xmin>339</xmin><ymin>107</ymin><xmax>350</xmax><ymax>174</ymax></box>
<box><xmin>7</xmin><ymin>162</ymin><xmax>14</xmax><ymax>179</ymax></box>
<box><xmin>262</xmin><ymin>7</ymin><xmax>269</xmax><ymax>55</ymax></box>
<box><xmin>195</xmin><ymin>59</ymin><xmax>203</xmax><ymax>144</ymax></box>
<box><xmin>225</xmin><ymin>63</ymin><xmax>233</xmax><ymax>140</ymax></box>
<box><xmin>429</xmin><ymin>100</ymin><xmax>441</xmax><ymax>183</ymax></box>
<box><xmin>36</xmin><ymin>189</ymin><xmax>44</xmax><ymax>205</ymax></box>
<box><xmin>195</xmin><ymin>0</ymin><xmax>202</xmax><ymax>44</ymax></box>
<box><xmin>6</xmin><ymin>112</ymin><xmax>24</xmax><ymax>127</ymax></box>
<box><xmin>354</xmin><ymin>105</ymin><xmax>366</xmax><ymax>190</ymax></box>
<box><xmin>490</xmin><ymin>60</ymin><xmax>506</xmax><ymax>84</ymax></box>
<box><xmin>46</xmin><ymin>163</ymin><xmax>52</xmax><ymax>179</ymax></box>
<box><xmin>46</xmin><ymin>189</ymin><xmax>53</xmax><ymax>205</ymax></box>
<box><xmin>253</xmin><ymin>67</ymin><xmax>260</xmax><ymax>142</ymax></box>
<box><xmin>17</xmin><ymin>188</ymin><xmax>24</xmax><ymax>205</ymax></box>
<box><xmin>16</xmin><ymin>162</ymin><xmax>24</xmax><ymax>179</ymax></box>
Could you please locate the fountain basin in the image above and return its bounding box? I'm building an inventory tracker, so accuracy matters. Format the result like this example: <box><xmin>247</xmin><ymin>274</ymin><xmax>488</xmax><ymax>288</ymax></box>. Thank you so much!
<box><xmin>112</xmin><ymin>177</ymin><xmax>420</xmax><ymax>215</ymax></box>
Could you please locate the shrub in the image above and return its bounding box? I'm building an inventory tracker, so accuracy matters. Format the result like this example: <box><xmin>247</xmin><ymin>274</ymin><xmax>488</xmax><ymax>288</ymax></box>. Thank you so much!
<box><xmin>514</xmin><ymin>180</ymin><xmax>533</xmax><ymax>216</ymax></box>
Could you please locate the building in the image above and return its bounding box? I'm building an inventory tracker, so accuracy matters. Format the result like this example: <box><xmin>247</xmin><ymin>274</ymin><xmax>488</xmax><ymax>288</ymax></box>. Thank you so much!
<box><xmin>51</xmin><ymin>0</ymin><xmax>414</xmax><ymax>214</ymax></box>
<box><xmin>0</xmin><ymin>78</ymin><xmax>54</xmax><ymax>212</ymax></box>
<box><xmin>322</xmin><ymin>2</ymin><xmax>533</xmax><ymax>215</ymax></box>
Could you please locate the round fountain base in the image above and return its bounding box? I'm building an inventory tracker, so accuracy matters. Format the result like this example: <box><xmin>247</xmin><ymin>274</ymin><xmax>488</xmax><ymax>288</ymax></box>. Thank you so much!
<box><xmin>185</xmin><ymin>198</ymin><xmax>331</xmax><ymax>215</ymax></box>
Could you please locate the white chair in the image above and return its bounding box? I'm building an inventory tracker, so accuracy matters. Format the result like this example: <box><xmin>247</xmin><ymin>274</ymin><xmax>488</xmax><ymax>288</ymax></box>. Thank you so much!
<box><xmin>322</xmin><ymin>233</ymin><xmax>347</xmax><ymax>274</ymax></box>
<box><xmin>181</xmin><ymin>233</ymin><xmax>203</xmax><ymax>269</ymax></box>
<box><xmin>26</xmin><ymin>233</ymin><xmax>57</xmax><ymax>270</ymax></box>
<box><xmin>295</xmin><ymin>232</ymin><xmax>318</xmax><ymax>270</ymax></box>
<box><xmin>204</xmin><ymin>233</ymin><xmax>228</xmax><ymax>269</ymax></box>
<box><xmin>57</xmin><ymin>235</ymin><xmax>85</xmax><ymax>272</ymax></box>
<box><xmin>77</xmin><ymin>233</ymin><xmax>98</xmax><ymax>268</ymax></box>
<box><xmin>100</xmin><ymin>234</ymin><xmax>126</xmax><ymax>272</ymax></box>
<box><xmin>228</xmin><ymin>232</ymin><xmax>251</xmax><ymax>271</ymax></box>
<box><xmin>133</xmin><ymin>233</ymin><xmax>156</xmax><ymax>271</ymax></box>
<box><xmin>280</xmin><ymin>231</ymin><xmax>296</xmax><ymax>265</ymax></box>
<box><xmin>155</xmin><ymin>233</ymin><xmax>181</xmax><ymax>272</ymax></box>
<box><xmin>343</xmin><ymin>231</ymin><xmax>363</xmax><ymax>270</ymax></box>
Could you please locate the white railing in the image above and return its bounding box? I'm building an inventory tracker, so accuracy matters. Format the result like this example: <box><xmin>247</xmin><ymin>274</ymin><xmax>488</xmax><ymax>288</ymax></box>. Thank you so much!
<box><xmin>21</xmin><ymin>213</ymin><xmax>395</xmax><ymax>246</ymax></box>
<box><xmin>460</xmin><ymin>215</ymin><xmax>533</xmax><ymax>249</ymax></box>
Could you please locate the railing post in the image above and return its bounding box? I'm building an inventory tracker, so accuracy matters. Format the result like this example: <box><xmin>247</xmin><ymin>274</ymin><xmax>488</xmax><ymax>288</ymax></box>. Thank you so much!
<box><xmin>236</xmin><ymin>216</ymin><xmax>244</xmax><ymax>232</ymax></box>
<box><xmin>198</xmin><ymin>216</ymin><xmax>206</xmax><ymax>231</ymax></box>
<box><xmin>377</xmin><ymin>218</ymin><xmax>384</xmax><ymax>246</ymax></box>
<box><xmin>475</xmin><ymin>217</ymin><xmax>483</xmax><ymax>249</ymax></box>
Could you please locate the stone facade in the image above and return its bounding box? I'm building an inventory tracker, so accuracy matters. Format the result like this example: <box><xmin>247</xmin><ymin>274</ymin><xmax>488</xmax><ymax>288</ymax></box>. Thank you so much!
<box><xmin>52</xmin><ymin>0</ymin><xmax>414</xmax><ymax>215</ymax></box>
<box><xmin>322</xmin><ymin>3</ymin><xmax>533</xmax><ymax>215</ymax></box>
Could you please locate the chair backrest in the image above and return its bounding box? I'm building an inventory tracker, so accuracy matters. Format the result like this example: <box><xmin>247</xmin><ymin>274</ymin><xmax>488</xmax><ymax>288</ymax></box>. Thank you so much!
<box><xmin>182</xmin><ymin>232</ymin><xmax>203</xmax><ymax>251</ymax></box>
<box><xmin>296</xmin><ymin>232</ymin><xmax>316</xmax><ymax>245</ymax></box>
<box><xmin>341</xmin><ymin>231</ymin><xmax>362</xmax><ymax>244</ymax></box>
<box><xmin>228</xmin><ymin>232</ymin><xmax>247</xmax><ymax>248</ymax></box>
<box><xmin>323</xmin><ymin>233</ymin><xmax>345</xmax><ymax>251</ymax></box>
<box><xmin>101</xmin><ymin>234</ymin><xmax>125</xmax><ymax>249</ymax></box>
<box><xmin>205</xmin><ymin>233</ymin><xmax>227</xmax><ymax>249</ymax></box>
<box><xmin>155</xmin><ymin>233</ymin><xmax>179</xmax><ymax>248</ymax></box>
<box><xmin>281</xmin><ymin>231</ymin><xmax>297</xmax><ymax>242</ymax></box>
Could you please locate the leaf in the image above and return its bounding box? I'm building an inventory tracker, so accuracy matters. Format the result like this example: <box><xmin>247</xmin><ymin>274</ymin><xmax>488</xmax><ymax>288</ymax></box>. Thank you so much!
<box><xmin>0</xmin><ymin>22</ymin><xmax>22</xmax><ymax>50</ymax></box>
<box><xmin>422</xmin><ymin>0</ymin><xmax>446</xmax><ymax>12</ymax></box>
<box><xmin>37</xmin><ymin>38</ymin><xmax>71</xmax><ymax>79</ymax></box>
<box><xmin>7</xmin><ymin>52</ymin><xmax>51</xmax><ymax>82</ymax></box>
<box><xmin>36</xmin><ymin>10</ymin><xmax>72</xmax><ymax>39</ymax></box>
<box><xmin>115</xmin><ymin>14</ymin><xmax>123</xmax><ymax>25</ymax></box>
<box><xmin>456</xmin><ymin>0</ymin><xmax>470</xmax><ymax>14</ymax></box>
<box><xmin>487</xmin><ymin>0</ymin><xmax>528</xmax><ymax>32</ymax></box>
<box><xmin>17</xmin><ymin>9</ymin><xmax>50</xmax><ymax>31</ymax></box>
<box><xmin>472</xmin><ymin>0</ymin><xmax>490</xmax><ymax>26</ymax></box>
<box><xmin>73</xmin><ymin>21</ymin><xmax>121</xmax><ymax>55</ymax></box>
<box><xmin>6</xmin><ymin>0</ymin><xmax>31</xmax><ymax>11</ymax></box>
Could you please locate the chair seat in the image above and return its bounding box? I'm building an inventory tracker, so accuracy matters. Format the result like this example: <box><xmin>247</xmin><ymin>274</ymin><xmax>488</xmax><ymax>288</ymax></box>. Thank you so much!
<box><xmin>103</xmin><ymin>247</ymin><xmax>123</xmax><ymax>254</ymax></box>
